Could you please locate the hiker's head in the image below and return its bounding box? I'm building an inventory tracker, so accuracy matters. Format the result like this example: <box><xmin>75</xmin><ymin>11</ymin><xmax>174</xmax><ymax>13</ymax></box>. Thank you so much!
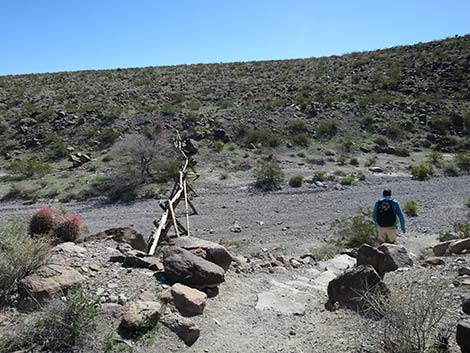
<box><xmin>383</xmin><ymin>189</ymin><xmax>392</xmax><ymax>197</ymax></box>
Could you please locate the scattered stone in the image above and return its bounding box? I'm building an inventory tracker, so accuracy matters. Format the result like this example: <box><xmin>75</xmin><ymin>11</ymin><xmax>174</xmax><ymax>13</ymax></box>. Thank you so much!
<box><xmin>357</xmin><ymin>244</ymin><xmax>412</xmax><ymax>277</ymax></box>
<box><xmin>172</xmin><ymin>237</ymin><xmax>232</xmax><ymax>271</ymax></box>
<box><xmin>326</xmin><ymin>265</ymin><xmax>388</xmax><ymax>307</ymax></box>
<box><xmin>18</xmin><ymin>264</ymin><xmax>85</xmax><ymax>309</ymax></box>
<box><xmin>458</xmin><ymin>267</ymin><xmax>470</xmax><ymax>276</ymax></box>
<box><xmin>432</xmin><ymin>241</ymin><xmax>453</xmax><ymax>256</ymax></box>
<box><xmin>99</xmin><ymin>303</ymin><xmax>124</xmax><ymax>319</ymax></box>
<box><xmin>163</xmin><ymin>247</ymin><xmax>225</xmax><ymax>288</ymax></box>
<box><xmin>95</xmin><ymin>227</ymin><xmax>148</xmax><ymax>252</ymax></box>
<box><xmin>369</xmin><ymin>167</ymin><xmax>384</xmax><ymax>173</ymax></box>
<box><xmin>449</xmin><ymin>238</ymin><xmax>470</xmax><ymax>255</ymax></box>
<box><xmin>161</xmin><ymin>313</ymin><xmax>200</xmax><ymax>346</ymax></box>
<box><xmin>230</xmin><ymin>223</ymin><xmax>242</xmax><ymax>233</ymax></box>
<box><xmin>68</xmin><ymin>152</ymin><xmax>91</xmax><ymax>168</ymax></box>
<box><xmin>456</xmin><ymin>320</ymin><xmax>470</xmax><ymax>353</ymax></box>
<box><xmin>110</xmin><ymin>248</ymin><xmax>163</xmax><ymax>271</ymax></box>
<box><xmin>120</xmin><ymin>301</ymin><xmax>162</xmax><ymax>332</ymax></box>
<box><xmin>424</xmin><ymin>257</ymin><xmax>445</xmax><ymax>266</ymax></box>
<box><xmin>463</xmin><ymin>298</ymin><xmax>470</xmax><ymax>315</ymax></box>
<box><xmin>171</xmin><ymin>283</ymin><xmax>207</xmax><ymax>315</ymax></box>
<box><xmin>356</xmin><ymin>245</ymin><xmax>386</xmax><ymax>276</ymax></box>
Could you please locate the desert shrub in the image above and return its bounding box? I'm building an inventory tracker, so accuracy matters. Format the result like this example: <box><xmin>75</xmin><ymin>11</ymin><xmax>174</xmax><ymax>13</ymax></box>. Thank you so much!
<box><xmin>185</xmin><ymin>100</ymin><xmax>200</xmax><ymax>111</ymax></box>
<box><xmin>365</xmin><ymin>283</ymin><xmax>451</xmax><ymax>353</ymax></box>
<box><xmin>316</xmin><ymin>119</ymin><xmax>338</xmax><ymax>139</ymax></box>
<box><xmin>411</xmin><ymin>163</ymin><xmax>433</xmax><ymax>180</ymax></box>
<box><xmin>253</xmin><ymin>161</ymin><xmax>284</xmax><ymax>191</ymax></box>
<box><xmin>213</xmin><ymin>140</ymin><xmax>224</xmax><ymax>152</ymax></box>
<box><xmin>288</xmin><ymin>175</ymin><xmax>303</xmax><ymax>187</ymax></box>
<box><xmin>436</xmin><ymin>230</ymin><xmax>456</xmax><ymax>242</ymax></box>
<box><xmin>46</xmin><ymin>132</ymin><xmax>68</xmax><ymax>159</ymax></box>
<box><xmin>242</xmin><ymin>126</ymin><xmax>282</xmax><ymax>148</ymax></box>
<box><xmin>465</xmin><ymin>196</ymin><xmax>470</xmax><ymax>208</ymax></box>
<box><xmin>29</xmin><ymin>205</ymin><xmax>55</xmax><ymax>235</ymax></box>
<box><xmin>160</xmin><ymin>103</ymin><xmax>179</xmax><ymax>115</ymax></box>
<box><xmin>365</xmin><ymin>155</ymin><xmax>377</xmax><ymax>167</ymax></box>
<box><xmin>0</xmin><ymin>287</ymin><xmax>99</xmax><ymax>352</ymax></box>
<box><xmin>98</xmin><ymin>127</ymin><xmax>120</xmax><ymax>147</ymax></box>
<box><xmin>53</xmin><ymin>215</ymin><xmax>82</xmax><ymax>242</ymax></box>
<box><xmin>313</xmin><ymin>171</ymin><xmax>326</xmax><ymax>182</ymax></box>
<box><xmin>7</xmin><ymin>157</ymin><xmax>52</xmax><ymax>178</ymax></box>
<box><xmin>403</xmin><ymin>200</ymin><xmax>418</xmax><ymax>217</ymax></box>
<box><xmin>373</xmin><ymin>136</ymin><xmax>389</xmax><ymax>147</ymax></box>
<box><xmin>332</xmin><ymin>211</ymin><xmax>376</xmax><ymax>248</ymax></box>
<box><xmin>288</xmin><ymin>119</ymin><xmax>310</xmax><ymax>146</ymax></box>
<box><xmin>429</xmin><ymin>116</ymin><xmax>451</xmax><ymax>135</ymax></box>
<box><xmin>0</xmin><ymin>218</ymin><xmax>50</xmax><ymax>300</ymax></box>
<box><xmin>455</xmin><ymin>151</ymin><xmax>470</xmax><ymax>171</ymax></box>
<box><xmin>339</xmin><ymin>175</ymin><xmax>355</xmax><ymax>185</ymax></box>
<box><xmin>426</xmin><ymin>150</ymin><xmax>443</xmax><ymax>166</ymax></box>
<box><xmin>349</xmin><ymin>157</ymin><xmax>359</xmax><ymax>166</ymax></box>
<box><xmin>454</xmin><ymin>222</ymin><xmax>470</xmax><ymax>239</ymax></box>
<box><xmin>384</xmin><ymin>123</ymin><xmax>404</xmax><ymax>140</ymax></box>
<box><xmin>336</xmin><ymin>155</ymin><xmax>348</xmax><ymax>165</ymax></box>
<box><xmin>307</xmin><ymin>157</ymin><xmax>325</xmax><ymax>165</ymax></box>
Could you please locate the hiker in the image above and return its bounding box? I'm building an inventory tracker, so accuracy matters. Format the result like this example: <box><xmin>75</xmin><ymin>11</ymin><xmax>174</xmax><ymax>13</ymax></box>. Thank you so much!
<box><xmin>372</xmin><ymin>189</ymin><xmax>405</xmax><ymax>244</ymax></box>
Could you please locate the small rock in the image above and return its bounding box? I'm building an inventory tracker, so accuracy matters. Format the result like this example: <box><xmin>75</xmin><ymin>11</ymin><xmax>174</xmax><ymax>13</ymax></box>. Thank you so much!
<box><xmin>424</xmin><ymin>257</ymin><xmax>445</xmax><ymax>266</ymax></box>
<box><xmin>449</xmin><ymin>238</ymin><xmax>470</xmax><ymax>255</ymax></box>
<box><xmin>458</xmin><ymin>267</ymin><xmax>470</xmax><ymax>276</ymax></box>
<box><xmin>171</xmin><ymin>283</ymin><xmax>207</xmax><ymax>315</ymax></box>
<box><xmin>432</xmin><ymin>241</ymin><xmax>453</xmax><ymax>257</ymax></box>
<box><xmin>120</xmin><ymin>301</ymin><xmax>162</xmax><ymax>332</ymax></box>
<box><xmin>161</xmin><ymin>313</ymin><xmax>200</xmax><ymax>346</ymax></box>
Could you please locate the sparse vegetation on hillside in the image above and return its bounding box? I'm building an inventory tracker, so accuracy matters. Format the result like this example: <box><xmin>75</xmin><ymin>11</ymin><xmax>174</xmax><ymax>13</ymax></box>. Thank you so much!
<box><xmin>253</xmin><ymin>160</ymin><xmax>284</xmax><ymax>191</ymax></box>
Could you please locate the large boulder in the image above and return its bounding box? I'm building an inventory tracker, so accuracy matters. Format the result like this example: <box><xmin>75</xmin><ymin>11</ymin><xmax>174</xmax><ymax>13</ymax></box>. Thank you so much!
<box><xmin>378</xmin><ymin>243</ymin><xmax>413</xmax><ymax>272</ymax></box>
<box><xmin>171</xmin><ymin>283</ymin><xmax>207</xmax><ymax>315</ymax></box>
<box><xmin>173</xmin><ymin>237</ymin><xmax>232</xmax><ymax>271</ymax></box>
<box><xmin>457</xmin><ymin>321</ymin><xmax>470</xmax><ymax>353</ymax></box>
<box><xmin>449</xmin><ymin>238</ymin><xmax>470</xmax><ymax>255</ymax></box>
<box><xmin>18</xmin><ymin>264</ymin><xmax>85</xmax><ymax>309</ymax></box>
<box><xmin>161</xmin><ymin>313</ymin><xmax>200</xmax><ymax>346</ymax></box>
<box><xmin>120</xmin><ymin>301</ymin><xmax>162</xmax><ymax>332</ymax></box>
<box><xmin>327</xmin><ymin>265</ymin><xmax>388</xmax><ymax>307</ymax></box>
<box><xmin>433</xmin><ymin>241</ymin><xmax>453</xmax><ymax>256</ymax></box>
<box><xmin>356</xmin><ymin>244</ymin><xmax>412</xmax><ymax>277</ymax></box>
<box><xmin>94</xmin><ymin>227</ymin><xmax>148</xmax><ymax>252</ymax></box>
<box><xmin>163</xmin><ymin>247</ymin><xmax>225</xmax><ymax>288</ymax></box>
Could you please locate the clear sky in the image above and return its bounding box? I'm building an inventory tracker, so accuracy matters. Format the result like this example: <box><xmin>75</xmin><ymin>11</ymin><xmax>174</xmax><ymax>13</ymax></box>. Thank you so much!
<box><xmin>2</xmin><ymin>0</ymin><xmax>469</xmax><ymax>76</ymax></box>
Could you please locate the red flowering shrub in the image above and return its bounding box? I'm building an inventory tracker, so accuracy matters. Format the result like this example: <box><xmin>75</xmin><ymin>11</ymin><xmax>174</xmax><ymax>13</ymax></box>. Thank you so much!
<box><xmin>29</xmin><ymin>206</ymin><xmax>54</xmax><ymax>235</ymax></box>
<box><xmin>53</xmin><ymin>215</ymin><xmax>82</xmax><ymax>242</ymax></box>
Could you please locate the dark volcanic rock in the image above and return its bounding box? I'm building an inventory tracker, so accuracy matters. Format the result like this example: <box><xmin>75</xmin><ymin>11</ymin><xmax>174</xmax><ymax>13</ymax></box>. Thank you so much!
<box><xmin>163</xmin><ymin>247</ymin><xmax>225</xmax><ymax>287</ymax></box>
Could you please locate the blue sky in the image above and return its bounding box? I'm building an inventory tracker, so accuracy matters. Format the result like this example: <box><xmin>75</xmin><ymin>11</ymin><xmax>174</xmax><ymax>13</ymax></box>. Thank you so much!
<box><xmin>1</xmin><ymin>0</ymin><xmax>469</xmax><ymax>75</ymax></box>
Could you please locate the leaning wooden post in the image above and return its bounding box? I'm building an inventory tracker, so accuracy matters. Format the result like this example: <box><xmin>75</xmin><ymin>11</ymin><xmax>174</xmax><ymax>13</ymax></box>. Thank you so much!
<box><xmin>183</xmin><ymin>180</ymin><xmax>190</xmax><ymax>237</ymax></box>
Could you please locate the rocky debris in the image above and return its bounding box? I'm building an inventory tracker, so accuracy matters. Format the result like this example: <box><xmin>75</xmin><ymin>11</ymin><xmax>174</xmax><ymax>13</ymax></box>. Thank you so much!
<box><xmin>213</xmin><ymin>128</ymin><xmax>229</xmax><ymax>142</ymax></box>
<box><xmin>172</xmin><ymin>236</ymin><xmax>232</xmax><ymax>271</ymax></box>
<box><xmin>463</xmin><ymin>298</ymin><xmax>470</xmax><ymax>315</ymax></box>
<box><xmin>457</xmin><ymin>321</ymin><xmax>470</xmax><ymax>353</ymax></box>
<box><xmin>255</xmin><ymin>280</ymin><xmax>308</xmax><ymax>316</ymax></box>
<box><xmin>110</xmin><ymin>244</ymin><xmax>163</xmax><ymax>271</ymax></box>
<box><xmin>458</xmin><ymin>267</ymin><xmax>470</xmax><ymax>276</ymax></box>
<box><xmin>161</xmin><ymin>313</ymin><xmax>200</xmax><ymax>346</ymax></box>
<box><xmin>120</xmin><ymin>301</ymin><xmax>162</xmax><ymax>332</ymax></box>
<box><xmin>94</xmin><ymin>227</ymin><xmax>148</xmax><ymax>252</ymax></box>
<box><xmin>433</xmin><ymin>241</ymin><xmax>453</xmax><ymax>256</ymax></box>
<box><xmin>424</xmin><ymin>257</ymin><xmax>445</xmax><ymax>266</ymax></box>
<box><xmin>170</xmin><ymin>283</ymin><xmax>207</xmax><ymax>315</ymax></box>
<box><xmin>18</xmin><ymin>264</ymin><xmax>85</xmax><ymax>309</ymax></box>
<box><xmin>163</xmin><ymin>247</ymin><xmax>225</xmax><ymax>288</ymax></box>
<box><xmin>356</xmin><ymin>244</ymin><xmax>412</xmax><ymax>277</ymax></box>
<box><xmin>99</xmin><ymin>303</ymin><xmax>124</xmax><ymax>319</ymax></box>
<box><xmin>229</xmin><ymin>223</ymin><xmax>242</xmax><ymax>233</ymax></box>
<box><xmin>183</xmin><ymin>139</ymin><xmax>199</xmax><ymax>155</ymax></box>
<box><xmin>326</xmin><ymin>265</ymin><xmax>388</xmax><ymax>308</ymax></box>
<box><xmin>449</xmin><ymin>238</ymin><xmax>470</xmax><ymax>255</ymax></box>
<box><xmin>368</xmin><ymin>167</ymin><xmax>384</xmax><ymax>173</ymax></box>
<box><xmin>68</xmin><ymin>152</ymin><xmax>91</xmax><ymax>168</ymax></box>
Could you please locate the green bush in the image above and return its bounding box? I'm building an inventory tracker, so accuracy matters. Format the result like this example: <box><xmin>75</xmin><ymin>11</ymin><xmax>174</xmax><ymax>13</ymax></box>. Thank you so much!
<box><xmin>288</xmin><ymin>175</ymin><xmax>303</xmax><ymax>187</ymax></box>
<box><xmin>310</xmin><ymin>242</ymin><xmax>341</xmax><ymax>261</ymax></box>
<box><xmin>403</xmin><ymin>200</ymin><xmax>418</xmax><ymax>217</ymax></box>
<box><xmin>254</xmin><ymin>161</ymin><xmax>284</xmax><ymax>191</ymax></box>
<box><xmin>465</xmin><ymin>197</ymin><xmax>470</xmax><ymax>208</ymax></box>
<box><xmin>316</xmin><ymin>120</ymin><xmax>338</xmax><ymax>139</ymax></box>
<box><xmin>313</xmin><ymin>171</ymin><xmax>326</xmax><ymax>182</ymax></box>
<box><xmin>411</xmin><ymin>163</ymin><xmax>433</xmax><ymax>180</ymax></box>
<box><xmin>426</xmin><ymin>150</ymin><xmax>443</xmax><ymax>166</ymax></box>
<box><xmin>339</xmin><ymin>175</ymin><xmax>356</xmax><ymax>185</ymax></box>
<box><xmin>455</xmin><ymin>152</ymin><xmax>470</xmax><ymax>171</ymax></box>
<box><xmin>7</xmin><ymin>157</ymin><xmax>52</xmax><ymax>178</ymax></box>
<box><xmin>243</xmin><ymin>127</ymin><xmax>282</xmax><ymax>148</ymax></box>
<box><xmin>332</xmin><ymin>212</ymin><xmax>376</xmax><ymax>248</ymax></box>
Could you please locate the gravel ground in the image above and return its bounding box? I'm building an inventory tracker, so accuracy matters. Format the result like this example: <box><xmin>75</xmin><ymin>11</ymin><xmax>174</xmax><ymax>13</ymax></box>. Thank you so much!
<box><xmin>1</xmin><ymin>175</ymin><xmax>469</xmax><ymax>256</ymax></box>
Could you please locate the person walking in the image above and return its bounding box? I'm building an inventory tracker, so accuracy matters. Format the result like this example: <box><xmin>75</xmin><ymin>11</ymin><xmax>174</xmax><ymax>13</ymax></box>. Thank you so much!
<box><xmin>372</xmin><ymin>189</ymin><xmax>406</xmax><ymax>244</ymax></box>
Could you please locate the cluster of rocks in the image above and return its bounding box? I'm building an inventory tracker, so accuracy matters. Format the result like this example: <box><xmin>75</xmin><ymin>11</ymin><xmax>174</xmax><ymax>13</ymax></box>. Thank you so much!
<box><xmin>13</xmin><ymin>226</ymin><xmax>233</xmax><ymax>348</ymax></box>
<box><xmin>326</xmin><ymin>243</ymin><xmax>413</xmax><ymax>309</ymax></box>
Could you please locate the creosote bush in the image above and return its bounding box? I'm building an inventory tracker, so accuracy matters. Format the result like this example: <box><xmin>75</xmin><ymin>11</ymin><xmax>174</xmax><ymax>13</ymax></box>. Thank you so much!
<box><xmin>0</xmin><ymin>218</ymin><xmax>51</xmax><ymax>300</ymax></box>
<box><xmin>288</xmin><ymin>175</ymin><xmax>303</xmax><ymax>187</ymax></box>
<box><xmin>332</xmin><ymin>210</ymin><xmax>376</xmax><ymax>248</ymax></box>
<box><xmin>29</xmin><ymin>205</ymin><xmax>55</xmax><ymax>235</ymax></box>
<box><xmin>455</xmin><ymin>151</ymin><xmax>470</xmax><ymax>171</ymax></box>
<box><xmin>7</xmin><ymin>157</ymin><xmax>52</xmax><ymax>178</ymax></box>
<box><xmin>411</xmin><ymin>163</ymin><xmax>433</xmax><ymax>180</ymax></box>
<box><xmin>253</xmin><ymin>160</ymin><xmax>284</xmax><ymax>191</ymax></box>
<box><xmin>403</xmin><ymin>200</ymin><xmax>418</xmax><ymax>217</ymax></box>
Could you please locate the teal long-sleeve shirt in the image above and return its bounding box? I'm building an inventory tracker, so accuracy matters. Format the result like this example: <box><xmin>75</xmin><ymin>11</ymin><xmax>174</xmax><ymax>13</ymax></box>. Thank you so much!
<box><xmin>372</xmin><ymin>196</ymin><xmax>406</xmax><ymax>232</ymax></box>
